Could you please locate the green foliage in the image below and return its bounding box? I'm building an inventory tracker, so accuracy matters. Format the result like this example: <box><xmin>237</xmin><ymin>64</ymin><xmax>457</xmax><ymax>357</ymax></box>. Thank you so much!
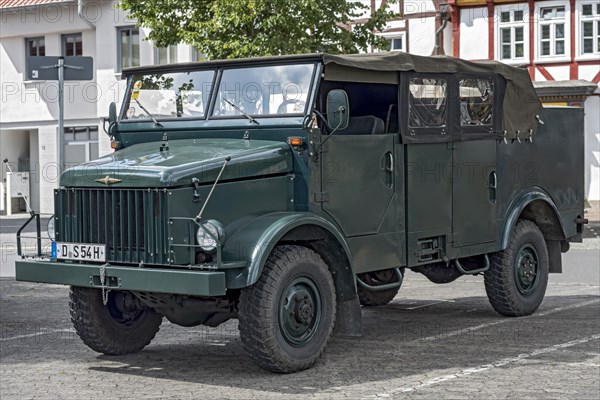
<box><xmin>118</xmin><ymin>0</ymin><xmax>399</xmax><ymax>59</ymax></box>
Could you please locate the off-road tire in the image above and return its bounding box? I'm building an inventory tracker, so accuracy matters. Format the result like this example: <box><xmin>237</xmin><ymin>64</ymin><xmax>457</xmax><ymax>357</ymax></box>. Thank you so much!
<box><xmin>238</xmin><ymin>245</ymin><xmax>336</xmax><ymax>373</ymax></box>
<box><xmin>357</xmin><ymin>269</ymin><xmax>403</xmax><ymax>306</ymax></box>
<box><xmin>484</xmin><ymin>220</ymin><xmax>549</xmax><ymax>317</ymax></box>
<box><xmin>69</xmin><ymin>287</ymin><xmax>163</xmax><ymax>355</ymax></box>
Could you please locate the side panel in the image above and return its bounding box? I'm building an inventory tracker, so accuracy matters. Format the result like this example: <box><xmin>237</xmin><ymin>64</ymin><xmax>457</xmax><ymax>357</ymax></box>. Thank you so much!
<box><xmin>496</xmin><ymin>107</ymin><xmax>584</xmax><ymax>245</ymax></box>
<box><xmin>405</xmin><ymin>143</ymin><xmax>453</xmax><ymax>266</ymax></box>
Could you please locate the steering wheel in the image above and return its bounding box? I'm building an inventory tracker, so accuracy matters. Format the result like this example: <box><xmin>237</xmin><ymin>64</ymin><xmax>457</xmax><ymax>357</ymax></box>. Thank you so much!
<box><xmin>277</xmin><ymin>99</ymin><xmax>306</xmax><ymax>114</ymax></box>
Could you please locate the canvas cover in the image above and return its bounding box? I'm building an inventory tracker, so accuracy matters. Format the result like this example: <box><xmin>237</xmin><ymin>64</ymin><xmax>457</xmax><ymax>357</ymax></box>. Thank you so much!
<box><xmin>322</xmin><ymin>52</ymin><xmax>543</xmax><ymax>138</ymax></box>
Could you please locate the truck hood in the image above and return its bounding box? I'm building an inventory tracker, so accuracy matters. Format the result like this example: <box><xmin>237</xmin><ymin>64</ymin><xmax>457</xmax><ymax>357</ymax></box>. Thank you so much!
<box><xmin>60</xmin><ymin>138</ymin><xmax>293</xmax><ymax>188</ymax></box>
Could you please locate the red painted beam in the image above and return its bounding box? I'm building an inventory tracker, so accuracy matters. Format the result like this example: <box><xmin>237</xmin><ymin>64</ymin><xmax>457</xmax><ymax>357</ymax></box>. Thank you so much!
<box><xmin>537</xmin><ymin>66</ymin><xmax>555</xmax><ymax>81</ymax></box>
<box><xmin>569</xmin><ymin>0</ymin><xmax>578</xmax><ymax>79</ymax></box>
<box><xmin>487</xmin><ymin>0</ymin><xmax>494</xmax><ymax>60</ymax></box>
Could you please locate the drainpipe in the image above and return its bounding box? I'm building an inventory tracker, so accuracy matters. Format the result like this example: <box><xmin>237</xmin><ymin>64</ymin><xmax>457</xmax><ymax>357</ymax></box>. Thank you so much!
<box><xmin>78</xmin><ymin>0</ymin><xmax>96</xmax><ymax>31</ymax></box>
<box><xmin>434</xmin><ymin>2</ymin><xmax>450</xmax><ymax>56</ymax></box>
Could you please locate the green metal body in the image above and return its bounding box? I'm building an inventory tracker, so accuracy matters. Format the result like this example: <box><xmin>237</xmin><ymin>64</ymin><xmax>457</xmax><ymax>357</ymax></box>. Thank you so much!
<box><xmin>16</xmin><ymin>55</ymin><xmax>583</xmax><ymax>318</ymax></box>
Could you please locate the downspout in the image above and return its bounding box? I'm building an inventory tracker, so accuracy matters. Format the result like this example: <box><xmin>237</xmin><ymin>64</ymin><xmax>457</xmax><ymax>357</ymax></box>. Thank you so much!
<box><xmin>434</xmin><ymin>19</ymin><xmax>448</xmax><ymax>55</ymax></box>
<box><xmin>78</xmin><ymin>0</ymin><xmax>96</xmax><ymax>31</ymax></box>
<box><xmin>434</xmin><ymin>2</ymin><xmax>451</xmax><ymax>56</ymax></box>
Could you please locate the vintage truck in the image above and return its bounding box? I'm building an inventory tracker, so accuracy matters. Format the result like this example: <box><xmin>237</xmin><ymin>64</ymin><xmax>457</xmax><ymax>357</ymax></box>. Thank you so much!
<box><xmin>16</xmin><ymin>52</ymin><xmax>585</xmax><ymax>373</ymax></box>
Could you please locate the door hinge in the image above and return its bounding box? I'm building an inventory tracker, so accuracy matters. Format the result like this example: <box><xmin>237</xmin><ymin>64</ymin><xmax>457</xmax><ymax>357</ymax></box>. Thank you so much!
<box><xmin>314</xmin><ymin>192</ymin><xmax>329</xmax><ymax>203</ymax></box>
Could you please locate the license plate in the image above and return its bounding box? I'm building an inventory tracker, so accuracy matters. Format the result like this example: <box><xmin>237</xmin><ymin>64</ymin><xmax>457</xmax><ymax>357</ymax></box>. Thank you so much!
<box><xmin>52</xmin><ymin>242</ymin><xmax>106</xmax><ymax>262</ymax></box>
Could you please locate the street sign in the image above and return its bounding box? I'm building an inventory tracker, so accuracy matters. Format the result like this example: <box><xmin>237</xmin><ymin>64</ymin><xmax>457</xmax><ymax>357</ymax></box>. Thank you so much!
<box><xmin>27</xmin><ymin>56</ymin><xmax>93</xmax><ymax>81</ymax></box>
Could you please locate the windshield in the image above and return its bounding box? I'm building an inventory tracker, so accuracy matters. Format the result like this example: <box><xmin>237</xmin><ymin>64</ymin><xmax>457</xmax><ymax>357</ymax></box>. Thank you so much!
<box><xmin>123</xmin><ymin>70</ymin><xmax>215</xmax><ymax>120</ymax></box>
<box><xmin>212</xmin><ymin>64</ymin><xmax>314</xmax><ymax>117</ymax></box>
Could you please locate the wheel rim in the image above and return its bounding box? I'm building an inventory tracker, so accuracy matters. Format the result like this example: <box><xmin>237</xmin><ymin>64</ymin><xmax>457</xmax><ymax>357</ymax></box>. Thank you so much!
<box><xmin>106</xmin><ymin>291</ymin><xmax>145</xmax><ymax>326</ymax></box>
<box><xmin>514</xmin><ymin>243</ymin><xmax>540</xmax><ymax>296</ymax></box>
<box><xmin>279</xmin><ymin>276</ymin><xmax>322</xmax><ymax>347</ymax></box>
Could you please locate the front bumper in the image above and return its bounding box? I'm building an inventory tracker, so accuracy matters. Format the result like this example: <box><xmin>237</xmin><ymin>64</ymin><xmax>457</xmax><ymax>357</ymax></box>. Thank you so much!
<box><xmin>16</xmin><ymin>260</ymin><xmax>228</xmax><ymax>297</ymax></box>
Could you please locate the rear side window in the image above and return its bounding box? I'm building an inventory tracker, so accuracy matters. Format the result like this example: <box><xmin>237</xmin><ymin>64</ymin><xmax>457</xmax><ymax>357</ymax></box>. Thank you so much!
<box><xmin>408</xmin><ymin>78</ymin><xmax>447</xmax><ymax>129</ymax></box>
<box><xmin>459</xmin><ymin>79</ymin><xmax>494</xmax><ymax>126</ymax></box>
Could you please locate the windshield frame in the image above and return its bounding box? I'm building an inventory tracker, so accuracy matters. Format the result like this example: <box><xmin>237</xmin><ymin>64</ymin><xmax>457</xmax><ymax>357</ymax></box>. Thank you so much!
<box><xmin>119</xmin><ymin>69</ymin><xmax>218</xmax><ymax>123</ymax></box>
<box><xmin>118</xmin><ymin>61</ymin><xmax>318</xmax><ymax>125</ymax></box>
<box><xmin>208</xmin><ymin>62</ymin><xmax>318</xmax><ymax>121</ymax></box>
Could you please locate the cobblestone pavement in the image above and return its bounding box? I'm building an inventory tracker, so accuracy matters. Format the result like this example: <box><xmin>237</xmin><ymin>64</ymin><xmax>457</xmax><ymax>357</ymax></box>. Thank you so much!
<box><xmin>1</xmin><ymin>251</ymin><xmax>599</xmax><ymax>399</ymax></box>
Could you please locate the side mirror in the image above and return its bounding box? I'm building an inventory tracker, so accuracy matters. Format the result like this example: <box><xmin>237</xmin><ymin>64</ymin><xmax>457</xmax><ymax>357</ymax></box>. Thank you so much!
<box><xmin>326</xmin><ymin>90</ymin><xmax>349</xmax><ymax>130</ymax></box>
<box><xmin>108</xmin><ymin>102</ymin><xmax>117</xmax><ymax>125</ymax></box>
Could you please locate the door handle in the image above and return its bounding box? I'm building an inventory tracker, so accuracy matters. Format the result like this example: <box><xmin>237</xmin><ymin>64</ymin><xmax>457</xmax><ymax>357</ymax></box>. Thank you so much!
<box><xmin>487</xmin><ymin>171</ymin><xmax>497</xmax><ymax>204</ymax></box>
<box><xmin>385</xmin><ymin>152</ymin><xmax>394</xmax><ymax>173</ymax></box>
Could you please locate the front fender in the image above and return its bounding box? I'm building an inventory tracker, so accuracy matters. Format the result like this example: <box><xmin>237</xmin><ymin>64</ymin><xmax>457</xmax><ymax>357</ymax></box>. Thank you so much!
<box><xmin>222</xmin><ymin>212</ymin><xmax>353</xmax><ymax>289</ymax></box>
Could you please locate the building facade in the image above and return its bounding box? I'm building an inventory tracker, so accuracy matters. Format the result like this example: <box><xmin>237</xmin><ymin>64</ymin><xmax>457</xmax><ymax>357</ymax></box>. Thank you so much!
<box><xmin>1</xmin><ymin>0</ymin><xmax>599</xmax><ymax>214</ymax></box>
<box><xmin>0</xmin><ymin>0</ymin><xmax>198</xmax><ymax>214</ymax></box>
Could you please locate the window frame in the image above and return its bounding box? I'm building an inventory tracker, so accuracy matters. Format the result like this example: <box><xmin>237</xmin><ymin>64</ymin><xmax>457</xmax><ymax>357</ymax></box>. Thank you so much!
<box><xmin>576</xmin><ymin>1</ymin><xmax>600</xmax><ymax>59</ymax></box>
<box><xmin>117</xmin><ymin>26</ymin><xmax>140</xmax><ymax>72</ymax></box>
<box><xmin>62</xmin><ymin>33</ymin><xmax>83</xmax><ymax>57</ymax></box>
<box><xmin>456</xmin><ymin>73</ymin><xmax>505</xmax><ymax>139</ymax></box>
<box><xmin>25</xmin><ymin>36</ymin><xmax>45</xmax><ymax>75</ymax></box>
<box><xmin>377</xmin><ymin>32</ymin><xmax>406</xmax><ymax>53</ymax></box>
<box><xmin>495</xmin><ymin>4</ymin><xmax>529</xmax><ymax>65</ymax></box>
<box><xmin>535</xmin><ymin>1</ymin><xmax>571</xmax><ymax>63</ymax></box>
<box><xmin>154</xmin><ymin>44</ymin><xmax>178</xmax><ymax>65</ymax></box>
<box><xmin>400</xmin><ymin>73</ymin><xmax>455</xmax><ymax>143</ymax></box>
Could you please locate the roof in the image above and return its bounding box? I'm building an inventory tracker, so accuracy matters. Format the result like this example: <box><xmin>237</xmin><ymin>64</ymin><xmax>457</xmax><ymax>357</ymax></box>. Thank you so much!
<box><xmin>323</xmin><ymin>52</ymin><xmax>543</xmax><ymax>137</ymax></box>
<box><xmin>123</xmin><ymin>51</ymin><xmax>543</xmax><ymax>138</ymax></box>
<box><xmin>0</xmin><ymin>0</ymin><xmax>72</xmax><ymax>9</ymax></box>
<box><xmin>533</xmin><ymin>80</ymin><xmax>599</xmax><ymax>98</ymax></box>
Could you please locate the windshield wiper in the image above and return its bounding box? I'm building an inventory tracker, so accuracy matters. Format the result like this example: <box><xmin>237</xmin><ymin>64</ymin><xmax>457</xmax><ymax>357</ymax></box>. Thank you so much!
<box><xmin>135</xmin><ymin>99</ymin><xmax>163</xmax><ymax>127</ymax></box>
<box><xmin>222</xmin><ymin>98</ymin><xmax>260</xmax><ymax>125</ymax></box>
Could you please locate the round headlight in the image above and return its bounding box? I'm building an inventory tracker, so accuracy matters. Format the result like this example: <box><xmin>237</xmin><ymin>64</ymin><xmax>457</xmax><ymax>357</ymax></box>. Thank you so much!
<box><xmin>47</xmin><ymin>215</ymin><xmax>56</xmax><ymax>240</ymax></box>
<box><xmin>196</xmin><ymin>220</ymin><xmax>225</xmax><ymax>252</ymax></box>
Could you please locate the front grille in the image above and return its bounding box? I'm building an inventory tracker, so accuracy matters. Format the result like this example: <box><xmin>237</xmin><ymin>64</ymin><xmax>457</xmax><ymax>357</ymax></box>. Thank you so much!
<box><xmin>55</xmin><ymin>188</ymin><xmax>169</xmax><ymax>264</ymax></box>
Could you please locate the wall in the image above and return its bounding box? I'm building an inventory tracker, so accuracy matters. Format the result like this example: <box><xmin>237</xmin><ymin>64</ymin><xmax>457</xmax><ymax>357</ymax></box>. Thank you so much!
<box><xmin>584</xmin><ymin>95</ymin><xmax>600</xmax><ymax>201</ymax></box>
<box><xmin>459</xmin><ymin>6</ymin><xmax>488</xmax><ymax>60</ymax></box>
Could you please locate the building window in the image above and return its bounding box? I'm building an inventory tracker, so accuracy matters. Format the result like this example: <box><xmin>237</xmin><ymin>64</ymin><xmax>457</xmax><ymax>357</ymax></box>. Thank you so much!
<box><xmin>497</xmin><ymin>7</ymin><xmax>527</xmax><ymax>61</ymax></box>
<box><xmin>387</xmin><ymin>36</ymin><xmax>405</xmax><ymax>52</ymax></box>
<box><xmin>62</xmin><ymin>33</ymin><xmax>82</xmax><ymax>56</ymax></box>
<box><xmin>580</xmin><ymin>2</ymin><xmax>600</xmax><ymax>55</ymax></box>
<box><xmin>63</xmin><ymin>126</ymin><xmax>99</xmax><ymax>166</ymax></box>
<box><xmin>155</xmin><ymin>44</ymin><xmax>178</xmax><ymax>65</ymax></box>
<box><xmin>117</xmin><ymin>27</ymin><xmax>140</xmax><ymax>71</ymax></box>
<box><xmin>539</xmin><ymin>6</ymin><xmax>566</xmax><ymax>57</ymax></box>
<box><xmin>191</xmin><ymin>47</ymin><xmax>206</xmax><ymax>62</ymax></box>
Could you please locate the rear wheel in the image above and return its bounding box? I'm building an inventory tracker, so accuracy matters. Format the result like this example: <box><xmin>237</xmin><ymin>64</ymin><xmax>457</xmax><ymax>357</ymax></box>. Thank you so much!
<box><xmin>357</xmin><ymin>268</ymin><xmax>403</xmax><ymax>306</ymax></box>
<box><xmin>69</xmin><ymin>287</ymin><xmax>163</xmax><ymax>355</ymax></box>
<box><xmin>238</xmin><ymin>245</ymin><xmax>336</xmax><ymax>373</ymax></box>
<box><xmin>484</xmin><ymin>220</ymin><xmax>549</xmax><ymax>316</ymax></box>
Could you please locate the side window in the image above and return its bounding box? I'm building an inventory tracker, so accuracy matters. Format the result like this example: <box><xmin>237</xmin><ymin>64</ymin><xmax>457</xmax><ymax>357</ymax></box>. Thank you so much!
<box><xmin>459</xmin><ymin>79</ymin><xmax>494</xmax><ymax>127</ymax></box>
<box><xmin>408</xmin><ymin>78</ymin><xmax>447</xmax><ymax>130</ymax></box>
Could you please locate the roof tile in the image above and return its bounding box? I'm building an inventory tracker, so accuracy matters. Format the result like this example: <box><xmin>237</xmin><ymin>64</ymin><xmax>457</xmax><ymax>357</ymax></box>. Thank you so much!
<box><xmin>0</xmin><ymin>0</ymin><xmax>73</xmax><ymax>9</ymax></box>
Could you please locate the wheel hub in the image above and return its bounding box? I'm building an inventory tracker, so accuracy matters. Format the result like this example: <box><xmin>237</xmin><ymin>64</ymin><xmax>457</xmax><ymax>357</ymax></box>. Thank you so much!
<box><xmin>279</xmin><ymin>277</ymin><xmax>322</xmax><ymax>347</ymax></box>
<box><xmin>514</xmin><ymin>244</ymin><xmax>539</xmax><ymax>296</ymax></box>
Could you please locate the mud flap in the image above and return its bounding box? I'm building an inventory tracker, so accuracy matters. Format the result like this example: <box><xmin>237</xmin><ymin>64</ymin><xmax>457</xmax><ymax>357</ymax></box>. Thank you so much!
<box><xmin>335</xmin><ymin>297</ymin><xmax>363</xmax><ymax>337</ymax></box>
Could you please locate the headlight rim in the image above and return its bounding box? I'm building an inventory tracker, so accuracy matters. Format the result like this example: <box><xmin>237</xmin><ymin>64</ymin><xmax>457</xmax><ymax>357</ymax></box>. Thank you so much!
<box><xmin>47</xmin><ymin>215</ymin><xmax>56</xmax><ymax>240</ymax></box>
<box><xmin>195</xmin><ymin>219</ymin><xmax>225</xmax><ymax>252</ymax></box>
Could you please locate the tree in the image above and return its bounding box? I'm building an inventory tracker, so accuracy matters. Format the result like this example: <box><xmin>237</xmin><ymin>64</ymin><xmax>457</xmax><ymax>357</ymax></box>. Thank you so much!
<box><xmin>119</xmin><ymin>0</ymin><xmax>399</xmax><ymax>60</ymax></box>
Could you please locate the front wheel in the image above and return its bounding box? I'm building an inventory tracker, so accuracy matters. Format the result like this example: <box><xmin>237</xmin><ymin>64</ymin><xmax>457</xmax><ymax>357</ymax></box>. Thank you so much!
<box><xmin>484</xmin><ymin>220</ymin><xmax>549</xmax><ymax>316</ymax></box>
<box><xmin>69</xmin><ymin>287</ymin><xmax>163</xmax><ymax>355</ymax></box>
<box><xmin>238</xmin><ymin>245</ymin><xmax>336</xmax><ymax>373</ymax></box>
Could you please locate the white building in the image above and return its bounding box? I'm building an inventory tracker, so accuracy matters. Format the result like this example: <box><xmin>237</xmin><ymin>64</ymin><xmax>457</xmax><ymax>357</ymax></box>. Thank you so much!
<box><xmin>0</xmin><ymin>0</ymin><xmax>197</xmax><ymax>214</ymax></box>
<box><xmin>1</xmin><ymin>0</ymin><xmax>599</xmax><ymax>214</ymax></box>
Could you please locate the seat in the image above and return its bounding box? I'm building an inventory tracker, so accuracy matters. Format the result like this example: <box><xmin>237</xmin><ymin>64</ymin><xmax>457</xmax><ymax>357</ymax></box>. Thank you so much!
<box><xmin>385</xmin><ymin>104</ymin><xmax>399</xmax><ymax>133</ymax></box>
<box><xmin>338</xmin><ymin>115</ymin><xmax>385</xmax><ymax>135</ymax></box>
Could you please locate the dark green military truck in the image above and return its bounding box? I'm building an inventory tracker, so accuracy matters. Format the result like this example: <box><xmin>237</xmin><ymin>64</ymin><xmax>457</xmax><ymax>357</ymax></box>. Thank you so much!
<box><xmin>16</xmin><ymin>52</ymin><xmax>586</xmax><ymax>373</ymax></box>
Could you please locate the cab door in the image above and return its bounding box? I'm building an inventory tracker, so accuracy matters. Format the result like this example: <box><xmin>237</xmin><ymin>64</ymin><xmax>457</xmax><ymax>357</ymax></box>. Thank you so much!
<box><xmin>319</xmin><ymin>134</ymin><xmax>395</xmax><ymax>237</ymax></box>
<box><xmin>451</xmin><ymin>76</ymin><xmax>499</xmax><ymax>247</ymax></box>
